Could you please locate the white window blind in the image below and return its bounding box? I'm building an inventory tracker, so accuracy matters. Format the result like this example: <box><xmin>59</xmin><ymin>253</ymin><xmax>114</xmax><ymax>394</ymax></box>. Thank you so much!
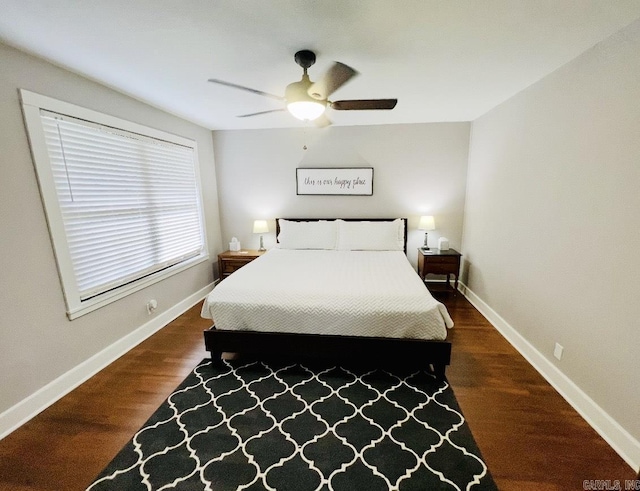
<box><xmin>21</xmin><ymin>89</ymin><xmax>208</xmax><ymax>319</ymax></box>
<box><xmin>41</xmin><ymin>110</ymin><xmax>205</xmax><ymax>300</ymax></box>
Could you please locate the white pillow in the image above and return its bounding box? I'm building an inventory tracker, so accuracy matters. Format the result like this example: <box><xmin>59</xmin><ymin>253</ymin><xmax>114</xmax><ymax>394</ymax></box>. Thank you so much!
<box><xmin>336</xmin><ymin>219</ymin><xmax>405</xmax><ymax>251</ymax></box>
<box><xmin>277</xmin><ymin>219</ymin><xmax>337</xmax><ymax>249</ymax></box>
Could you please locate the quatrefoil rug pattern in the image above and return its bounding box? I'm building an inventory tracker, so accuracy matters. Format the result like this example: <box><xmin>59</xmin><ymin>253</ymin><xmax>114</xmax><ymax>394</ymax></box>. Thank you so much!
<box><xmin>88</xmin><ymin>359</ymin><xmax>496</xmax><ymax>490</ymax></box>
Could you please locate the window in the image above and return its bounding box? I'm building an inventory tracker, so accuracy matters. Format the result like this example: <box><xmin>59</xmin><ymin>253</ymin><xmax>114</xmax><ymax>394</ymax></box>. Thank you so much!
<box><xmin>21</xmin><ymin>90</ymin><xmax>208</xmax><ymax>319</ymax></box>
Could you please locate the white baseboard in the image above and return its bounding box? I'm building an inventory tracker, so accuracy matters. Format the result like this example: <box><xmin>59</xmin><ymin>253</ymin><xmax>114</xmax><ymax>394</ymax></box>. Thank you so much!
<box><xmin>0</xmin><ymin>282</ymin><xmax>214</xmax><ymax>441</ymax></box>
<box><xmin>458</xmin><ymin>282</ymin><xmax>640</xmax><ymax>473</ymax></box>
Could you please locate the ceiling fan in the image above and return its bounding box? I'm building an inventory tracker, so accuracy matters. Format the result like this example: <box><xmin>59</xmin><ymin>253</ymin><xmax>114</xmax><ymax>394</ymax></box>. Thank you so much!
<box><xmin>208</xmin><ymin>50</ymin><xmax>397</xmax><ymax>126</ymax></box>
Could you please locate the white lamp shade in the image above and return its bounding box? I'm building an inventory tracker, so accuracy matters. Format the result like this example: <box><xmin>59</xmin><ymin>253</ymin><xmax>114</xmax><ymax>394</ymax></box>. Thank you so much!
<box><xmin>418</xmin><ymin>215</ymin><xmax>435</xmax><ymax>231</ymax></box>
<box><xmin>252</xmin><ymin>220</ymin><xmax>269</xmax><ymax>234</ymax></box>
<box><xmin>287</xmin><ymin>101</ymin><xmax>326</xmax><ymax>121</ymax></box>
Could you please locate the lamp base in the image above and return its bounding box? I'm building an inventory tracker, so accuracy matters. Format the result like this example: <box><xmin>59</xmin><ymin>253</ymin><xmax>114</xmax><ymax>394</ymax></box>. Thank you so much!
<box><xmin>258</xmin><ymin>235</ymin><xmax>266</xmax><ymax>252</ymax></box>
<box><xmin>422</xmin><ymin>232</ymin><xmax>430</xmax><ymax>251</ymax></box>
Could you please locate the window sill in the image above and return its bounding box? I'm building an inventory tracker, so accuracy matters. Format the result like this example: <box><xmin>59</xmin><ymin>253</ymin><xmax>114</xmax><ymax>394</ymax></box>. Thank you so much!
<box><xmin>66</xmin><ymin>254</ymin><xmax>209</xmax><ymax>320</ymax></box>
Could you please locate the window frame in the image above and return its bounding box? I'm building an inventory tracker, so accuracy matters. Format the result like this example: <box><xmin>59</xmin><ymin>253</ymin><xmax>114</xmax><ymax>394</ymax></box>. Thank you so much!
<box><xmin>20</xmin><ymin>89</ymin><xmax>209</xmax><ymax>319</ymax></box>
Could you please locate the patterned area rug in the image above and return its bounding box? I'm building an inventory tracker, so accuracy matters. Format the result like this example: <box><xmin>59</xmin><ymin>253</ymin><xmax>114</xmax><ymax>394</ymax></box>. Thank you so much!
<box><xmin>88</xmin><ymin>359</ymin><xmax>496</xmax><ymax>490</ymax></box>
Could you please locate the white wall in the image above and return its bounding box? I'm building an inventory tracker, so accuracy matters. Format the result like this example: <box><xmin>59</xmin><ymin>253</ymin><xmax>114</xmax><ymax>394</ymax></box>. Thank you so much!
<box><xmin>0</xmin><ymin>42</ymin><xmax>223</xmax><ymax>427</ymax></box>
<box><xmin>213</xmin><ymin>122</ymin><xmax>470</xmax><ymax>269</ymax></box>
<box><xmin>463</xmin><ymin>20</ymin><xmax>640</xmax><ymax>467</ymax></box>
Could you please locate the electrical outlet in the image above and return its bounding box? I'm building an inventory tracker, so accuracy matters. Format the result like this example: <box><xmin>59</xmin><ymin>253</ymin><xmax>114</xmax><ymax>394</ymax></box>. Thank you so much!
<box><xmin>553</xmin><ymin>342</ymin><xmax>564</xmax><ymax>361</ymax></box>
<box><xmin>146</xmin><ymin>299</ymin><xmax>158</xmax><ymax>315</ymax></box>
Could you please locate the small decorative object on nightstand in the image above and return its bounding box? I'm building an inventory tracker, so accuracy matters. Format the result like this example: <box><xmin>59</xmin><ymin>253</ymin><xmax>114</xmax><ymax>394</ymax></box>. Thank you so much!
<box><xmin>253</xmin><ymin>220</ymin><xmax>269</xmax><ymax>251</ymax></box>
<box><xmin>229</xmin><ymin>237</ymin><xmax>241</xmax><ymax>251</ymax></box>
<box><xmin>418</xmin><ymin>215</ymin><xmax>435</xmax><ymax>251</ymax></box>
<box><xmin>417</xmin><ymin>247</ymin><xmax>462</xmax><ymax>293</ymax></box>
<box><xmin>218</xmin><ymin>250</ymin><xmax>265</xmax><ymax>279</ymax></box>
<box><xmin>438</xmin><ymin>237</ymin><xmax>450</xmax><ymax>250</ymax></box>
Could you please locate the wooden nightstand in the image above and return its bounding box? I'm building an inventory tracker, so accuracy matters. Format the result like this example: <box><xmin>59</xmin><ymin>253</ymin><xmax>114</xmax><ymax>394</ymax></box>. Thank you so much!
<box><xmin>417</xmin><ymin>248</ymin><xmax>462</xmax><ymax>293</ymax></box>
<box><xmin>218</xmin><ymin>250</ymin><xmax>265</xmax><ymax>279</ymax></box>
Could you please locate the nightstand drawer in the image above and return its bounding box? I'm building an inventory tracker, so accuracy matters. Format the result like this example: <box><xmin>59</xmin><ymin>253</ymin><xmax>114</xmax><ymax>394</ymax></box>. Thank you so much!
<box><xmin>221</xmin><ymin>260</ymin><xmax>250</xmax><ymax>274</ymax></box>
<box><xmin>425</xmin><ymin>263</ymin><xmax>457</xmax><ymax>275</ymax></box>
<box><xmin>424</xmin><ymin>256</ymin><xmax>458</xmax><ymax>265</ymax></box>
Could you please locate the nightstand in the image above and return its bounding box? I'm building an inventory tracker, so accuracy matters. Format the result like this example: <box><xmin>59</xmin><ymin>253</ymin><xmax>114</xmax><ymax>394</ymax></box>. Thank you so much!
<box><xmin>217</xmin><ymin>250</ymin><xmax>265</xmax><ymax>279</ymax></box>
<box><xmin>417</xmin><ymin>248</ymin><xmax>462</xmax><ymax>293</ymax></box>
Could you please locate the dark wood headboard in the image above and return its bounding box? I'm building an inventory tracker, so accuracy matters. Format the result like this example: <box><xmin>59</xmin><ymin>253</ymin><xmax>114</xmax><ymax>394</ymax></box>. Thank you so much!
<box><xmin>276</xmin><ymin>218</ymin><xmax>409</xmax><ymax>254</ymax></box>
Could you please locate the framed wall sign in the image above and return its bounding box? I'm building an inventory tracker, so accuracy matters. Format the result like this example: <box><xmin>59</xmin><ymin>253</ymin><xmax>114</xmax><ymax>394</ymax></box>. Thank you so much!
<box><xmin>296</xmin><ymin>167</ymin><xmax>374</xmax><ymax>196</ymax></box>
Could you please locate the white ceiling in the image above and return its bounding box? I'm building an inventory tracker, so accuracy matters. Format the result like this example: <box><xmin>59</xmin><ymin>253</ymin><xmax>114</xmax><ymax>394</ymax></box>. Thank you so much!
<box><xmin>2</xmin><ymin>1</ymin><xmax>640</xmax><ymax>130</ymax></box>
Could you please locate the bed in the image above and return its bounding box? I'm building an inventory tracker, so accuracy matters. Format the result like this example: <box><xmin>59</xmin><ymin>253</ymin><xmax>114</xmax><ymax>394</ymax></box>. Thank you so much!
<box><xmin>202</xmin><ymin>218</ymin><xmax>453</xmax><ymax>377</ymax></box>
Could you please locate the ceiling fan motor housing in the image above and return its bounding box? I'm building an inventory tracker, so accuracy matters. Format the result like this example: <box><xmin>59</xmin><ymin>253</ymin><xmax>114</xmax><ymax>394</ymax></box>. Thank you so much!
<box><xmin>285</xmin><ymin>75</ymin><xmax>326</xmax><ymax>121</ymax></box>
<box><xmin>285</xmin><ymin>76</ymin><xmax>315</xmax><ymax>102</ymax></box>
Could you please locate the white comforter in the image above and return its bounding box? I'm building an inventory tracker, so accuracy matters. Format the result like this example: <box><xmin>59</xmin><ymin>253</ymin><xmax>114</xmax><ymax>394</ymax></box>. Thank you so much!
<box><xmin>201</xmin><ymin>249</ymin><xmax>453</xmax><ymax>340</ymax></box>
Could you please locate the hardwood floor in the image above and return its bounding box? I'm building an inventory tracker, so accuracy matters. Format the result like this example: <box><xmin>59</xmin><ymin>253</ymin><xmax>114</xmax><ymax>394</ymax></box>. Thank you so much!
<box><xmin>0</xmin><ymin>294</ymin><xmax>636</xmax><ymax>490</ymax></box>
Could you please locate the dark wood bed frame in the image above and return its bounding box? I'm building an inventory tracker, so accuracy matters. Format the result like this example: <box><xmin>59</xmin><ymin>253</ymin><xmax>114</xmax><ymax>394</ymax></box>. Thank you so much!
<box><xmin>203</xmin><ymin>218</ymin><xmax>452</xmax><ymax>378</ymax></box>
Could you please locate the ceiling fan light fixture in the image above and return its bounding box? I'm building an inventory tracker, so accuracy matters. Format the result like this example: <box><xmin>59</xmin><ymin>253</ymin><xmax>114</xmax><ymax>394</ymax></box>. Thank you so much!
<box><xmin>287</xmin><ymin>100</ymin><xmax>326</xmax><ymax>121</ymax></box>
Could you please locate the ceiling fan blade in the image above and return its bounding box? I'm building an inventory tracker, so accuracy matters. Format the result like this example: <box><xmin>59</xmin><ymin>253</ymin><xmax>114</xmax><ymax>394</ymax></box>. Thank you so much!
<box><xmin>330</xmin><ymin>99</ymin><xmax>398</xmax><ymax>111</ymax></box>
<box><xmin>208</xmin><ymin>78</ymin><xmax>284</xmax><ymax>101</ymax></box>
<box><xmin>313</xmin><ymin>114</ymin><xmax>332</xmax><ymax>128</ymax></box>
<box><xmin>308</xmin><ymin>62</ymin><xmax>358</xmax><ymax>100</ymax></box>
<box><xmin>237</xmin><ymin>108</ymin><xmax>286</xmax><ymax>118</ymax></box>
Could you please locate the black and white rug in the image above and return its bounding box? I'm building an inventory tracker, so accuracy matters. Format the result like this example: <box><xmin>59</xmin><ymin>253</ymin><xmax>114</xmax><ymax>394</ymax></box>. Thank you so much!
<box><xmin>88</xmin><ymin>358</ymin><xmax>496</xmax><ymax>490</ymax></box>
